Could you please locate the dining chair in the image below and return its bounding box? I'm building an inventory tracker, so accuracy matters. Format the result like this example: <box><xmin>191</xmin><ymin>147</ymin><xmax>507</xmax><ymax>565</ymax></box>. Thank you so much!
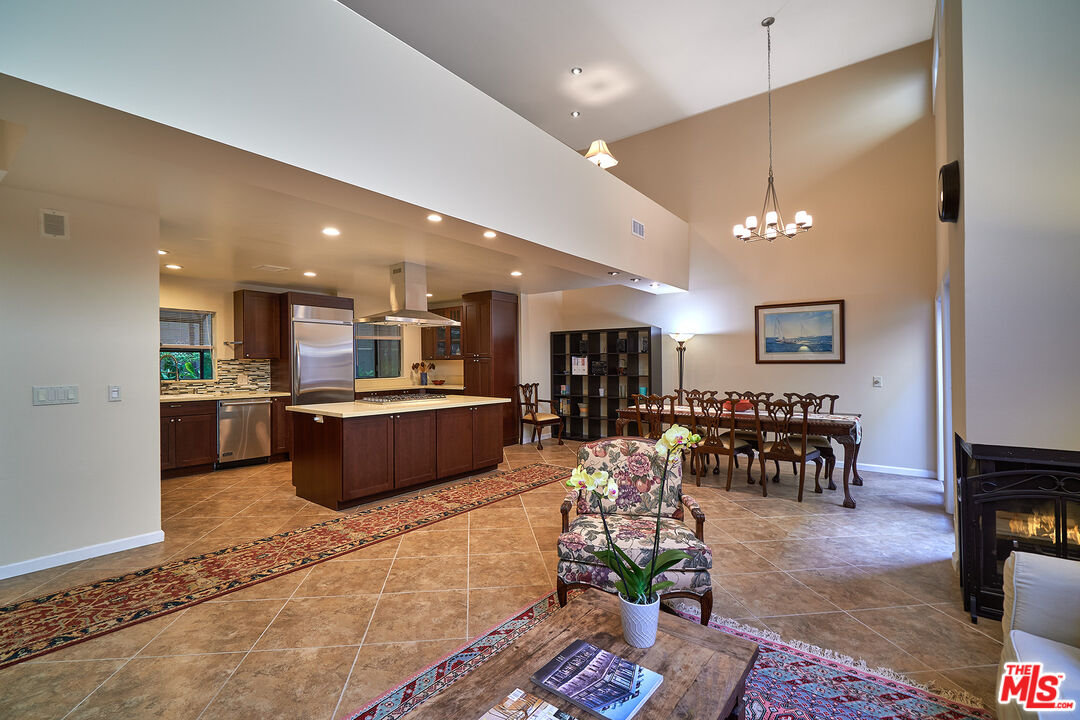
<box><xmin>782</xmin><ymin>392</ymin><xmax>840</xmax><ymax>485</ymax></box>
<box><xmin>630</xmin><ymin>393</ymin><xmax>676</xmax><ymax>440</ymax></box>
<box><xmin>514</xmin><ymin>382</ymin><xmax>563</xmax><ymax>450</ymax></box>
<box><xmin>722</xmin><ymin>390</ymin><xmax>774</xmax><ymax>468</ymax></box>
<box><xmin>690</xmin><ymin>396</ymin><xmax>755</xmax><ymax>489</ymax></box>
<box><xmin>682</xmin><ymin>389</ymin><xmax>719</xmax><ymax>474</ymax></box>
<box><xmin>751</xmin><ymin>399</ymin><xmax>823</xmax><ymax>501</ymax></box>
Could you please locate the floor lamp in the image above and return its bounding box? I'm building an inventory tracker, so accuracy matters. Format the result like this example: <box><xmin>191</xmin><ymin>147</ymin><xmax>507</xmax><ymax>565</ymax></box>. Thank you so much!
<box><xmin>669</xmin><ymin>333</ymin><xmax>695</xmax><ymax>404</ymax></box>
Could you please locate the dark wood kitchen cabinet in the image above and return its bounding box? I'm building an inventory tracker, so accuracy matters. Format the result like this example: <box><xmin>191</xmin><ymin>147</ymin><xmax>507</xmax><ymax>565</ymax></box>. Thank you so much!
<box><xmin>393</xmin><ymin>411</ymin><xmax>437</xmax><ymax>489</ymax></box>
<box><xmin>421</xmin><ymin>306</ymin><xmax>463</xmax><ymax>361</ymax></box>
<box><xmin>161</xmin><ymin>401</ymin><xmax>217</xmax><ymax>473</ymax></box>
<box><xmin>233</xmin><ymin>289</ymin><xmax>280</xmax><ymax>359</ymax></box>
<box><xmin>341</xmin><ymin>416</ymin><xmax>395</xmax><ymax>501</ymax></box>
<box><xmin>270</xmin><ymin>396</ymin><xmax>291</xmax><ymax>457</ymax></box>
<box><xmin>472</xmin><ymin>403</ymin><xmax>504</xmax><ymax>468</ymax></box>
<box><xmin>461</xmin><ymin>291</ymin><xmax>519</xmax><ymax>446</ymax></box>
<box><xmin>435</xmin><ymin>404</ymin><xmax>503</xmax><ymax>478</ymax></box>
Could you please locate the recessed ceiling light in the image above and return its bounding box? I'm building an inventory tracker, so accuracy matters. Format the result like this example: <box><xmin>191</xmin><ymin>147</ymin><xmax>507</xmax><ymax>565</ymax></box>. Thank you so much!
<box><xmin>630</xmin><ymin>278</ymin><xmax>640</xmax><ymax>283</ymax></box>
<box><xmin>607</xmin><ymin>271</ymin><xmax>619</xmax><ymax>276</ymax></box>
<box><xmin>510</xmin><ymin>270</ymin><xmax>523</xmax><ymax>277</ymax></box>
<box><xmin>426</xmin><ymin>293</ymin><xmax>433</xmax><ymax>298</ymax></box>
<box><xmin>427</xmin><ymin>213</ymin><xmax>442</xmax><ymax>223</ymax></box>
<box><xmin>164</xmin><ymin>264</ymin><xmax>182</xmax><ymax>270</ymax></box>
<box><xmin>570</xmin><ymin>67</ymin><xmax>582</xmax><ymax>76</ymax></box>
<box><xmin>322</xmin><ymin>226</ymin><xmax>340</xmax><ymax>236</ymax></box>
<box><xmin>570</xmin><ymin>110</ymin><xmax>580</xmax><ymax>118</ymax></box>
<box><xmin>303</xmin><ymin>271</ymin><xmax>317</xmax><ymax>277</ymax></box>
<box><xmin>157</xmin><ymin>249</ymin><xmax>169</xmax><ymax>255</ymax></box>
<box><xmin>650</xmin><ymin>282</ymin><xmax>660</xmax><ymax>288</ymax></box>
<box><xmin>483</xmin><ymin>230</ymin><xmax>497</xmax><ymax>239</ymax></box>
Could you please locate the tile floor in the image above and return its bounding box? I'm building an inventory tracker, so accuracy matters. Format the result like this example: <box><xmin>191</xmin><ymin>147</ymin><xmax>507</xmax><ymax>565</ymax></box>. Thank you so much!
<box><xmin>0</xmin><ymin>441</ymin><xmax>1003</xmax><ymax>719</ymax></box>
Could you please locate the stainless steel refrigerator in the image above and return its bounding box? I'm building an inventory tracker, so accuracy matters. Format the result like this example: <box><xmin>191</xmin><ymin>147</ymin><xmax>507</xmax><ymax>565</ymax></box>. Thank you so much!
<box><xmin>291</xmin><ymin>304</ymin><xmax>355</xmax><ymax>405</ymax></box>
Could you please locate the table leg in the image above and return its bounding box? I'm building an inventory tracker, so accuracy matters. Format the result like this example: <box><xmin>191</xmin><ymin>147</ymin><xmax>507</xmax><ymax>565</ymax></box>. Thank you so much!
<box><xmin>839</xmin><ymin>441</ymin><xmax>856</xmax><ymax>508</ymax></box>
<box><xmin>851</xmin><ymin>441</ymin><xmax>864</xmax><ymax>486</ymax></box>
<box><xmin>724</xmin><ymin>693</ymin><xmax>744</xmax><ymax>720</ymax></box>
<box><xmin>615</xmin><ymin>417</ymin><xmax>628</xmax><ymax>436</ymax></box>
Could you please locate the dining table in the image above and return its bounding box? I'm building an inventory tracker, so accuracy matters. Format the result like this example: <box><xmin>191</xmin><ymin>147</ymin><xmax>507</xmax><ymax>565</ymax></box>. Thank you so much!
<box><xmin>615</xmin><ymin>404</ymin><xmax>865</xmax><ymax>508</ymax></box>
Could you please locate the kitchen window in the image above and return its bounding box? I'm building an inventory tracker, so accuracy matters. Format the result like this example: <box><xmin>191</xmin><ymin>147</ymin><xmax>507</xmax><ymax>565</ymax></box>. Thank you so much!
<box><xmin>354</xmin><ymin>323</ymin><xmax>401</xmax><ymax>378</ymax></box>
<box><xmin>160</xmin><ymin>308</ymin><xmax>214</xmax><ymax>380</ymax></box>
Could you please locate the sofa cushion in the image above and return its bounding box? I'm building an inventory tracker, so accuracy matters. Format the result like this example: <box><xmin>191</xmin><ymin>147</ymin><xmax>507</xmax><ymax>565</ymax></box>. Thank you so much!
<box><xmin>558</xmin><ymin>514</ymin><xmax>712</xmax><ymax>572</ymax></box>
<box><xmin>1000</xmin><ymin>629</ymin><xmax>1080</xmax><ymax>720</ymax></box>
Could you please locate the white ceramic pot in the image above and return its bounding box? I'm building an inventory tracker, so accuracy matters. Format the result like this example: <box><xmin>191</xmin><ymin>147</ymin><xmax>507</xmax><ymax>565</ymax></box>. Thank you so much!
<box><xmin>618</xmin><ymin>593</ymin><xmax>660</xmax><ymax>648</ymax></box>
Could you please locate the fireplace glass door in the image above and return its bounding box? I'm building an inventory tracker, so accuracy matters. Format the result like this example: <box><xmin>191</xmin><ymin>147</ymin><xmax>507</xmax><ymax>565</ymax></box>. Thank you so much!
<box><xmin>1068</xmin><ymin>501</ymin><xmax>1080</xmax><ymax>561</ymax></box>
<box><xmin>987</xmin><ymin>498</ymin><xmax>1058</xmax><ymax>586</ymax></box>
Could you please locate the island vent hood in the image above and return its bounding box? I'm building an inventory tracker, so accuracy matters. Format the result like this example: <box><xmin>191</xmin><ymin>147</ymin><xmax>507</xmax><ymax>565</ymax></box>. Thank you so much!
<box><xmin>357</xmin><ymin>262</ymin><xmax>459</xmax><ymax>327</ymax></box>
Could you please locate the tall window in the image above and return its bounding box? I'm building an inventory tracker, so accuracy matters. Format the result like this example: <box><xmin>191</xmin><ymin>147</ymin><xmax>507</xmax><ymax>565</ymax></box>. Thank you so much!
<box><xmin>354</xmin><ymin>323</ymin><xmax>401</xmax><ymax>378</ymax></box>
<box><xmin>160</xmin><ymin>309</ymin><xmax>214</xmax><ymax>380</ymax></box>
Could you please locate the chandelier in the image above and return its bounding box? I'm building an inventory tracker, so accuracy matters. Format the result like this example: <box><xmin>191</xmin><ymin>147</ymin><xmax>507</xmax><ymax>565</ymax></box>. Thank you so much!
<box><xmin>733</xmin><ymin>17</ymin><xmax>812</xmax><ymax>243</ymax></box>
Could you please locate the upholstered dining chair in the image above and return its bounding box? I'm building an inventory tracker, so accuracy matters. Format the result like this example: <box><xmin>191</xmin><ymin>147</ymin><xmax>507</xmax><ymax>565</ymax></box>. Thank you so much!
<box><xmin>751</xmin><ymin>399</ymin><xmax>823</xmax><ymax>501</ymax></box>
<box><xmin>630</xmin><ymin>393</ymin><xmax>677</xmax><ymax>440</ymax></box>
<box><xmin>690</xmin><ymin>397</ymin><xmax>755</xmax><ymax>489</ymax></box>
<box><xmin>782</xmin><ymin>392</ymin><xmax>840</xmax><ymax>484</ymax></box>
<box><xmin>514</xmin><ymin>382</ymin><xmax>563</xmax><ymax>450</ymax></box>
<box><xmin>556</xmin><ymin>437</ymin><xmax>713</xmax><ymax>625</ymax></box>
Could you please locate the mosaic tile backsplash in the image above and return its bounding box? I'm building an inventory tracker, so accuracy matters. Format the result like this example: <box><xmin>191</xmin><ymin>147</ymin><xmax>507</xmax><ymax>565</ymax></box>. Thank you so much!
<box><xmin>160</xmin><ymin>359</ymin><xmax>272</xmax><ymax>396</ymax></box>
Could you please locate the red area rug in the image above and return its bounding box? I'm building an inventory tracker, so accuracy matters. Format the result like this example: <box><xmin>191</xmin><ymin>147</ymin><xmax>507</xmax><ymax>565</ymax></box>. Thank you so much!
<box><xmin>344</xmin><ymin>592</ymin><xmax>994</xmax><ymax>720</ymax></box>
<box><xmin>0</xmin><ymin>463</ymin><xmax>570</xmax><ymax>668</ymax></box>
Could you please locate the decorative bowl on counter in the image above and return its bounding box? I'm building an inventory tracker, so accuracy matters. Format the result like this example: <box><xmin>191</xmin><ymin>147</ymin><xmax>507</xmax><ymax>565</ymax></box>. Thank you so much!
<box><xmin>431</xmin><ymin>379</ymin><xmax>446</xmax><ymax>385</ymax></box>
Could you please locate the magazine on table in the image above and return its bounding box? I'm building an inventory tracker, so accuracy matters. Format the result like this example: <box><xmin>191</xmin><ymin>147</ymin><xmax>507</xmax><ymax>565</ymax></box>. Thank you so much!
<box><xmin>480</xmin><ymin>687</ymin><xmax>579</xmax><ymax>719</ymax></box>
<box><xmin>530</xmin><ymin>639</ymin><xmax>663</xmax><ymax>720</ymax></box>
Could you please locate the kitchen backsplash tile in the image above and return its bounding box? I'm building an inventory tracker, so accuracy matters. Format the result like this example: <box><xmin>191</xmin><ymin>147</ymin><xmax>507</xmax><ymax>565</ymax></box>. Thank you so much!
<box><xmin>160</xmin><ymin>359</ymin><xmax>271</xmax><ymax>396</ymax></box>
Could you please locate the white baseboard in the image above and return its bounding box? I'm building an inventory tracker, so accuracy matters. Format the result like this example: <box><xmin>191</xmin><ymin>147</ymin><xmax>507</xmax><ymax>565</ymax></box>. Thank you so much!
<box><xmin>833</xmin><ymin>460</ymin><xmax>937</xmax><ymax>479</ymax></box>
<box><xmin>0</xmin><ymin>530</ymin><xmax>165</xmax><ymax>580</ymax></box>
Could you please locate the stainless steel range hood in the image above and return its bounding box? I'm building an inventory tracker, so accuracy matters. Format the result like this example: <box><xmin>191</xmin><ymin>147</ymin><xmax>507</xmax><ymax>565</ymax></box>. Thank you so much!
<box><xmin>356</xmin><ymin>262</ymin><xmax>460</xmax><ymax>327</ymax></box>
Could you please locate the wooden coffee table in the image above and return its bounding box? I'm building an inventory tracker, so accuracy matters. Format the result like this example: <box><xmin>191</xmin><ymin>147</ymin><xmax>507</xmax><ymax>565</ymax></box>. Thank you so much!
<box><xmin>407</xmin><ymin>590</ymin><xmax>760</xmax><ymax>719</ymax></box>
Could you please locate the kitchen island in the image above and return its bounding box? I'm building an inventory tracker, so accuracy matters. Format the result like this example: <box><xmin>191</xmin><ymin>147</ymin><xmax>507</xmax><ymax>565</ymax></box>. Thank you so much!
<box><xmin>286</xmin><ymin>395</ymin><xmax>511</xmax><ymax>509</ymax></box>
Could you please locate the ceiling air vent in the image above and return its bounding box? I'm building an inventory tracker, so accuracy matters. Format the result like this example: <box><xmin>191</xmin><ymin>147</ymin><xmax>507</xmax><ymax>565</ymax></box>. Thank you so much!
<box><xmin>40</xmin><ymin>209</ymin><xmax>69</xmax><ymax>239</ymax></box>
<box><xmin>252</xmin><ymin>264</ymin><xmax>291</xmax><ymax>272</ymax></box>
<box><xmin>631</xmin><ymin>218</ymin><xmax>645</xmax><ymax>239</ymax></box>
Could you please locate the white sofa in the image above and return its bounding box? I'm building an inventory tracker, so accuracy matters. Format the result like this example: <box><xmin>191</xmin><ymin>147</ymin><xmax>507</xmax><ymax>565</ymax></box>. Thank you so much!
<box><xmin>998</xmin><ymin>551</ymin><xmax>1080</xmax><ymax>720</ymax></box>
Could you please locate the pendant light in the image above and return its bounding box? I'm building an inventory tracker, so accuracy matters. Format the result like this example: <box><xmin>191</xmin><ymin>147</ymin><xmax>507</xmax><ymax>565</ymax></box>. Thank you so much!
<box><xmin>585</xmin><ymin>139</ymin><xmax>618</xmax><ymax>169</ymax></box>
<box><xmin>733</xmin><ymin>17</ymin><xmax>812</xmax><ymax>243</ymax></box>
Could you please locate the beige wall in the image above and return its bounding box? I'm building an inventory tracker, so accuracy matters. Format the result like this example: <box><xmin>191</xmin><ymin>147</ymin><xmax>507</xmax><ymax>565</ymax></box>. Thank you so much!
<box><xmin>0</xmin><ymin>186</ymin><xmax>161</xmax><ymax>572</ymax></box>
<box><xmin>957</xmin><ymin>0</ymin><xmax>1080</xmax><ymax>450</ymax></box>
<box><xmin>522</xmin><ymin>43</ymin><xmax>939</xmax><ymax>474</ymax></box>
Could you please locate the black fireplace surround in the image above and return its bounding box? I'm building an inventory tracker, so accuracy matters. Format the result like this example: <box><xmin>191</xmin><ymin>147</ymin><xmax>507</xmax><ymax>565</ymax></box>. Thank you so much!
<box><xmin>956</xmin><ymin>437</ymin><xmax>1080</xmax><ymax>621</ymax></box>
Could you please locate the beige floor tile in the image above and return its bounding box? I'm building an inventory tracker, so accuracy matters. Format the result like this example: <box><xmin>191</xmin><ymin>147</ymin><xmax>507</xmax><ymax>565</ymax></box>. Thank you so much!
<box><xmin>66</xmin><ymin>653</ymin><xmax>242</xmax><ymax>720</ymax></box>
<box><xmin>0</xmin><ymin>659</ymin><xmax>125</xmax><ymax>720</ymax></box>
<box><xmin>717</xmin><ymin>572</ymin><xmax>841</xmax><ymax>617</ymax></box>
<box><xmin>200</xmin><ymin>646</ymin><xmax>356</xmax><ymax>720</ymax></box>
<box><xmin>207</xmin><ymin>567</ymin><xmax>313</xmax><ymax>602</ymax></box>
<box><xmin>468</xmin><ymin>585</ymin><xmax>553</xmax><ymax>635</ymax></box>
<box><xmin>468</xmin><ymin>504</ymin><xmax>529</xmax><ymax>528</ymax></box>
<box><xmin>396</xmin><ymin>529</ymin><xmax>468</xmax><ymax>557</ymax></box>
<box><xmin>742</xmin><ymin>539</ymin><xmax>854</xmax><ymax>571</ymax></box>
<box><xmin>336</xmin><ymin>639</ymin><xmax>464</xmax><ymax>714</ymax></box>
<box><xmin>363</xmin><ymin>590</ymin><xmax>468</xmax><ymax>643</ymax></box>
<box><xmin>850</xmin><ymin>605</ymin><xmax>1003</xmax><ymax>670</ymax></box>
<box><xmin>294</xmin><ymin>558</ymin><xmax>392</xmax><ymax>597</ymax></box>
<box><xmin>705</xmin><ymin>586</ymin><xmax>758</xmax><ymax>620</ymax></box>
<box><xmin>929</xmin><ymin>602</ymin><xmax>1003</xmax><ymax>643</ymax></box>
<box><xmin>938</xmin><ymin>665</ymin><xmax>1000</xmax><ymax>707</ymax></box>
<box><xmin>255</xmin><ymin>595</ymin><xmax>378</xmax><ymax>649</ymax></box>
<box><xmin>708</xmin><ymin>543</ymin><xmax>782</xmax><ymax>575</ymax></box>
<box><xmin>383</xmin><ymin>556</ymin><xmax>468</xmax><ymax>592</ymax></box>
<box><xmin>855</xmin><ymin>560</ymin><xmax>963</xmax><ymax>605</ymax></box>
<box><xmin>138</xmin><ymin>599</ymin><xmax>284</xmax><ymax>655</ymax></box>
<box><xmin>761</xmin><ymin>612</ymin><xmax>930</xmax><ymax>673</ymax></box>
<box><xmin>469</xmin><ymin>552</ymin><xmax>550</xmax><ymax>588</ymax></box>
<box><xmin>469</xmin><ymin>526</ymin><xmax>540</xmax><ymax>554</ymax></box>
<box><xmin>202</xmin><ymin>515</ymin><xmax>294</xmax><ymax>540</ymax></box>
<box><xmin>784</xmin><ymin>566</ymin><xmax>923</xmax><ymax>610</ymax></box>
<box><xmin>411</xmin><ymin>514</ymin><xmax>469</xmax><ymax>532</ymax></box>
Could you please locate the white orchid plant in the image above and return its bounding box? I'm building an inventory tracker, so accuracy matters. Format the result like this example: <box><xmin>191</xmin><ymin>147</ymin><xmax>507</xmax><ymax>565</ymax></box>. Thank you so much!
<box><xmin>567</xmin><ymin>424</ymin><xmax>701</xmax><ymax>605</ymax></box>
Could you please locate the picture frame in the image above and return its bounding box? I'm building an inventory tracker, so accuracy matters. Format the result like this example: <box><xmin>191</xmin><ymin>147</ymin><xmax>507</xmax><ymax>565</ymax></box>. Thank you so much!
<box><xmin>755</xmin><ymin>299</ymin><xmax>845</xmax><ymax>364</ymax></box>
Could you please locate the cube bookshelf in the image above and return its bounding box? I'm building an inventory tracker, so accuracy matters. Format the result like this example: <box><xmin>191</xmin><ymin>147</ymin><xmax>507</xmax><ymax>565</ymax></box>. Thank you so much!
<box><xmin>550</xmin><ymin>326</ymin><xmax>663</xmax><ymax>441</ymax></box>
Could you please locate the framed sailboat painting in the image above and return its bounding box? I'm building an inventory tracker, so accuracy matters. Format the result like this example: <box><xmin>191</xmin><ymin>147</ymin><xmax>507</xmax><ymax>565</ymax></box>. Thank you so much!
<box><xmin>755</xmin><ymin>300</ymin><xmax>845</xmax><ymax>363</ymax></box>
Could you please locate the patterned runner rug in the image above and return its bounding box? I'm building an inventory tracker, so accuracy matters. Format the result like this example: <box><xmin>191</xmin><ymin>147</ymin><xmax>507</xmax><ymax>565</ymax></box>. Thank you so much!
<box><xmin>344</xmin><ymin>592</ymin><xmax>994</xmax><ymax>720</ymax></box>
<box><xmin>0</xmin><ymin>463</ymin><xmax>570</xmax><ymax>668</ymax></box>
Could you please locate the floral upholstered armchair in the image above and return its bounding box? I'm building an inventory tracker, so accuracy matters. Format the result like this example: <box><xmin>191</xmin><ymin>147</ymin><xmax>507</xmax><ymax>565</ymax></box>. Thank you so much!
<box><xmin>556</xmin><ymin>438</ymin><xmax>714</xmax><ymax>625</ymax></box>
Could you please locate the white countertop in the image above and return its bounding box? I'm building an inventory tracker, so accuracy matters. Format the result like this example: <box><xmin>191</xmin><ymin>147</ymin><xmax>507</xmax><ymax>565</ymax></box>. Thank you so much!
<box><xmin>287</xmin><ymin>395</ymin><xmax>509</xmax><ymax>418</ymax></box>
<box><xmin>161</xmin><ymin>391</ymin><xmax>291</xmax><ymax>403</ymax></box>
<box><xmin>355</xmin><ymin>382</ymin><xmax>466</xmax><ymax>391</ymax></box>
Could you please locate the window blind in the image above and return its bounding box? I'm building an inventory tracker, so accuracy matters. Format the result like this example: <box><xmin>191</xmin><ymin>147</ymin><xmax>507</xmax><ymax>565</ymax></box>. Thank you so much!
<box><xmin>160</xmin><ymin>309</ymin><xmax>214</xmax><ymax>348</ymax></box>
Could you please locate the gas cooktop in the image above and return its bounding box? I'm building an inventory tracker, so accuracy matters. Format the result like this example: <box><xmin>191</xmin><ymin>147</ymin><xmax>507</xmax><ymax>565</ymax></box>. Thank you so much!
<box><xmin>357</xmin><ymin>393</ymin><xmax>447</xmax><ymax>404</ymax></box>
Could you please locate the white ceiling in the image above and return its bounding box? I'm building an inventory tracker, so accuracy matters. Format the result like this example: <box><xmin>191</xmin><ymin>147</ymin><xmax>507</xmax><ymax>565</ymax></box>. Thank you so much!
<box><xmin>343</xmin><ymin>0</ymin><xmax>935</xmax><ymax>150</ymax></box>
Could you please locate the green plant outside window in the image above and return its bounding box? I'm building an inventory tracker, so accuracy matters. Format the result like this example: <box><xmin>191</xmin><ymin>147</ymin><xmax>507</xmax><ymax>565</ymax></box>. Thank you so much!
<box><xmin>160</xmin><ymin>350</ymin><xmax>213</xmax><ymax>380</ymax></box>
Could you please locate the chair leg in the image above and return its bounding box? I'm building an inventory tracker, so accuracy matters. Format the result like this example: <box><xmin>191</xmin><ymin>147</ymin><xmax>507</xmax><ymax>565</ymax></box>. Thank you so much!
<box><xmin>772</xmin><ymin>460</ymin><xmax>781</xmax><ymax>483</ymax></box>
<box><xmin>813</xmin><ymin>458</ymin><xmax>823</xmax><ymax>493</ymax></box>
<box><xmin>557</xmin><ymin>421</ymin><xmax>564</xmax><ymax>445</ymax></box>
<box><xmin>792</xmin><ymin>462</ymin><xmax>798</xmax><ymax>477</ymax></box>
<box><xmin>745</xmin><ymin>449</ymin><xmax>754</xmax><ymax>484</ymax></box>
<box><xmin>520</xmin><ymin>422</ymin><xmax>524</xmax><ymax>446</ymax></box>
<box><xmin>535</xmin><ymin>424</ymin><xmax>544</xmax><ymax>451</ymax></box>
<box><xmin>557</xmin><ymin>576</ymin><xmax>569</xmax><ymax>607</ymax></box>
<box><xmin>725</xmin><ymin>451</ymin><xmax>734</xmax><ymax>492</ymax></box>
<box><xmin>826</xmin><ymin>454</ymin><xmax>836</xmax><ymax>490</ymax></box>
<box><xmin>797</xmin><ymin>460</ymin><xmax>806</xmax><ymax>502</ymax></box>
<box><xmin>699</xmin><ymin>588</ymin><xmax>713</xmax><ymax>626</ymax></box>
<box><xmin>734</xmin><ymin>454</ymin><xmax>740</xmax><ymax>469</ymax></box>
<box><xmin>759</xmin><ymin>456</ymin><xmax>769</xmax><ymax>497</ymax></box>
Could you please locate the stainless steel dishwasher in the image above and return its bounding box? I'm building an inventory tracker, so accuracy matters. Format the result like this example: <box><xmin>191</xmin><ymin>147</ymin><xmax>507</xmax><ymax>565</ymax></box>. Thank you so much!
<box><xmin>218</xmin><ymin>398</ymin><xmax>272</xmax><ymax>465</ymax></box>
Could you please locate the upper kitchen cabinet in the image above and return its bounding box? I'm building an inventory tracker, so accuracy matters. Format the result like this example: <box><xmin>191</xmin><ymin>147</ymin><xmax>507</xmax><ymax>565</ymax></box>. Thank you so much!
<box><xmin>421</xmin><ymin>306</ymin><xmax>463</xmax><ymax>360</ymax></box>
<box><xmin>232</xmin><ymin>290</ymin><xmax>280</xmax><ymax>359</ymax></box>
<box><xmin>462</xmin><ymin>296</ymin><xmax>491</xmax><ymax>357</ymax></box>
<box><xmin>461</xmin><ymin>291</ymin><xmax>519</xmax><ymax>445</ymax></box>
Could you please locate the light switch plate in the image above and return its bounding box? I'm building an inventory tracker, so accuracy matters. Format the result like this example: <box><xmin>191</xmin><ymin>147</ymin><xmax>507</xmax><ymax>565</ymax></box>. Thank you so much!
<box><xmin>108</xmin><ymin>385</ymin><xmax>122</xmax><ymax>402</ymax></box>
<box><xmin>32</xmin><ymin>385</ymin><xmax>79</xmax><ymax>405</ymax></box>
<box><xmin>872</xmin><ymin>376</ymin><xmax>883</xmax><ymax>388</ymax></box>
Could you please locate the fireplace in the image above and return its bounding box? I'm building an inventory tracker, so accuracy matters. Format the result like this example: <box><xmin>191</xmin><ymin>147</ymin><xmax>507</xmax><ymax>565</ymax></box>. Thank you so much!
<box><xmin>956</xmin><ymin>438</ymin><xmax>1080</xmax><ymax>621</ymax></box>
